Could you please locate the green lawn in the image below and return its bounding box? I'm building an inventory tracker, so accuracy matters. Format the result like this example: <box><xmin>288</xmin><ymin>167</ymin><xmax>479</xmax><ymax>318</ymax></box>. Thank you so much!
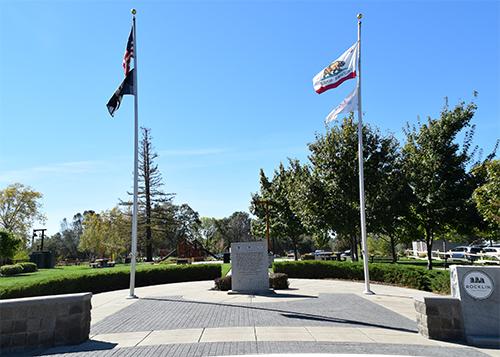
<box><xmin>395</xmin><ymin>258</ymin><xmax>470</xmax><ymax>268</ymax></box>
<box><xmin>221</xmin><ymin>263</ymin><xmax>231</xmax><ymax>277</ymax></box>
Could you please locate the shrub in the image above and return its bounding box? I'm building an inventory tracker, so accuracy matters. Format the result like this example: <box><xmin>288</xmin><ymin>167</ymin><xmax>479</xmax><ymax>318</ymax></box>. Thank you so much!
<box><xmin>0</xmin><ymin>264</ymin><xmax>24</xmax><ymax>276</ymax></box>
<box><xmin>273</xmin><ymin>260</ymin><xmax>450</xmax><ymax>294</ymax></box>
<box><xmin>213</xmin><ymin>273</ymin><xmax>290</xmax><ymax>291</ymax></box>
<box><xmin>214</xmin><ymin>275</ymin><xmax>232</xmax><ymax>291</ymax></box>
<box><xmin>269</xmin><ymin>273</ymin><xmax>289</xmax><ymax>289</ymax></box>
<box><xmin>0</xmin><ymin>263</ymin><xmax>221</xmax><ymax>299</ymax></box>
<box><xmin>18</xmin><ymin>262</ymin><xmax>38</xmax><ymax>273</ymax></box>
<box><xmin>0</xmin><ymin>230</ymin><xmax>21</xmax><ymax>264</ymax></box>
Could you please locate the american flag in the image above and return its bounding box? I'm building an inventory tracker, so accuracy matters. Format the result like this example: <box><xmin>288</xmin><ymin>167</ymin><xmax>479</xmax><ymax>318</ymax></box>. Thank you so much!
<box><xmin>122</xmin><ymin>27</ymin><xmax>134</xmax><ymax>75</ymax></box>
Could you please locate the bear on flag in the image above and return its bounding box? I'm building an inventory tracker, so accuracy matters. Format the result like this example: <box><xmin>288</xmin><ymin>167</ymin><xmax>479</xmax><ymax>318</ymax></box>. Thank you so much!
<box><xmin>313</xmin><ymin>43</ymin><xmax>358</xmax><ymax>94</ymax></box>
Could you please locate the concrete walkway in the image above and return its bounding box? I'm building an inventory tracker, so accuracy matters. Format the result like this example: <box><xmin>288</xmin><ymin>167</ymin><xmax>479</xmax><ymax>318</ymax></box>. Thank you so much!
<box><xmin>40</xmin><ymin>279</ymin><xmax>500</xmax><ymax>357</ymax></box>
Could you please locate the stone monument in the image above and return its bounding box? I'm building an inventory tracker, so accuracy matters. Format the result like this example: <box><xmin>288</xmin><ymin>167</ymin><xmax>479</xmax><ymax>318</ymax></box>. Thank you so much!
<box><xmin>450</xmin><ymin>265</ymin><xmax>500</xmax><ymax>347</ymax></box>
<box><xmin>415</xmin><ymin>265</ymin><xmax>500</xmax><ymax>347</ymax></box>
<box><xmin>230</xmin><ymin>240</ymin><xmax>269</xmax><ymax>293</ymax></box>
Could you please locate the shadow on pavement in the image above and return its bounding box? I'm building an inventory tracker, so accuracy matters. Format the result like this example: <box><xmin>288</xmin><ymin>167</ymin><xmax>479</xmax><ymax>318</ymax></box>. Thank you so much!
<box><xmin>35</xmin><ymin>340</ymin><xmax>117</xmax><ymax>356</ymax></box>
<box><xmin>141</xmin><ymin>297</ymin><xmax>416</xmax><ymax>334</ymax></box>
<box><xmin>227</xmin><ymin>291</ymin><xmax>318</xmax><ymax>298</ymax></box>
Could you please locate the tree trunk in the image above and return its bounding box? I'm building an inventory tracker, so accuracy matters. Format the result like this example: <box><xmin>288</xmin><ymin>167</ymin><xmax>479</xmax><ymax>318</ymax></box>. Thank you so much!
<box><xmin>351</xmin><ymin>235</ymin><xmax>359</xmax><ymax>261</ymax></box>
<box><xmin>425</xmin><ymin>226</ymin><xmax>433</xmax><ymax>270</ymax></box>
<box><xmin>293</xmin><ymin>240</ymin><xmax>298</xmax><ymax>261</ymax></box>
<box><xmin>390</xmin><ymin>236</ymin><xmax>397</xmax><ymax>263</ymax></box>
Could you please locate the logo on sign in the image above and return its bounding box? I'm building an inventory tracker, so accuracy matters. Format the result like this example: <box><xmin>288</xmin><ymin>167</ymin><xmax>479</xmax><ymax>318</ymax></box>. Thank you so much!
<box><xmin>463</xmin><ymin>271</ymin><xmax>494</xmax><ymax>300</ymax></box>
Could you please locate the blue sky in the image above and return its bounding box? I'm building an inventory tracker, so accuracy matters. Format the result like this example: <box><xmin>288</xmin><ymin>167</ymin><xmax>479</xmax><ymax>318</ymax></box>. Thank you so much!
<box><xmin>0</xmin><ymin>0</ymin><xmax>498</xmax><ymax>235</ymax></box>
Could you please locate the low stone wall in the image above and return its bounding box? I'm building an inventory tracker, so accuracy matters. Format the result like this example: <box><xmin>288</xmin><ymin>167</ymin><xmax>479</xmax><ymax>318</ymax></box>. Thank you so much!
<box><xmin>0</xmin><ymin>292</ymin><xmax>91</xmax><ymax>353</ymax></box>
<box><xmin>414</xmin><ymin>296</ymin><xmax>464</xmax><ymax>342</ymax></box>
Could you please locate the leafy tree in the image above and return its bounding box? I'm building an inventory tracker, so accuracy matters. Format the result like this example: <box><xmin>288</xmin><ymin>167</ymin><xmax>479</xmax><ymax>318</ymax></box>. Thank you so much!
<box><xmin>0</xmin><ymin>183</ymin><xmax>45</xmax><ymax>241</ymax></box>
<box><xmin>292</xmin><ymin>116</ymin><xmax>402</xmax><ymax>261</ymax></box>
<box><xmin>216</xmin><ymin>211</ymin><xmax>253</xmax><ymax>248</ymax></box>
<box><xmin>45</xmin><ymin>212</ymin><xmax>89</xmax><ymax>260</ymax></box>
<box><xmin>0</xmin><ymin>229</ymin><xmax>21</xmax><ymax>265</ymax></box>
<box><xmin>173</xmin><ymin>203</ymin><xmax>202</xmax><ymax>243</ymax></box>
<box><xmin>250</xmin><ymin>169</ymin><xmax>274</xmax><ymax>248</ymax></box>
<box><xmin>78</xmin><ymin>207</ymin><xmax>130</xmax><ymax>259</ymax></box>
<box><xmin>251</xmin><ymin>164</ymin><xmax>307</xmax><ymax>259</ymax></box>
<box><xmin>199</xmin><ymin>217</ymin><xmax>225</xmax><ymax>253</ymax></box>
<box><xmin>365</xmin><ymin>137</ymin><xmax>412</xmax><ymax>262</ymax></box>
<box><xmin>312</xmin><ymin>230</ymin><xmax>333</xmax><ymax>251</ymax></box>
<box><xmin>473</xmin><ymin>159</ymin><xmax>500</xmax><ymax>237</ymax></box>
<box><xmin>402</xmin><ymin>101</ymin><xmax>480</xmax><ymax>269</ymax></box>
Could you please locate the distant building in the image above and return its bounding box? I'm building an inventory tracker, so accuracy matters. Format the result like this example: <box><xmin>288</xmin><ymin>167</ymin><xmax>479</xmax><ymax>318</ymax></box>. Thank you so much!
<box><xmin>411</xmin><ymin>239</ymin><xmax>464</xmax><ymax>257</ymax></box>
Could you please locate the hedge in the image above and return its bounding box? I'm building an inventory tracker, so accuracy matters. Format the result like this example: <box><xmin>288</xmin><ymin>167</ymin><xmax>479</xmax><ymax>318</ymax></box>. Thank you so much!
<box><xmin>273</xmin><ymin>260</ymin><xmax>450</xmax><ymax>294</ymax></box>
<box><xmin>19</xmin><ymin>262</ymin><xmax>38</xmax><ymax>273</ymax></box>
<box><xmin>213</xmin><ymin>273</ymin><xmax>289</xmax><ymax>291</ymax></box>
<box><xmin>0</xmin><ymin>264</ymin><xmax>24</xmax><ymax>277</ymax></box>
<box><xmin>0</xmin><ymin>263</ymin><xmax>221</xmax><ymax>299</ymax></box>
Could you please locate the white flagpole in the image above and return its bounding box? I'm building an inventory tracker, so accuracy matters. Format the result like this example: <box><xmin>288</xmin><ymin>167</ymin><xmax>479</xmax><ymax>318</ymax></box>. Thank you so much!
<box><xmin>356</xmin><ymin>13</ymin><xmax>373</xmax><ymax>295</ymax></box>
<box><xmin>128</xmin><ymin>8</ymin><xmax>139</xmax><ymax>299</ymax></box>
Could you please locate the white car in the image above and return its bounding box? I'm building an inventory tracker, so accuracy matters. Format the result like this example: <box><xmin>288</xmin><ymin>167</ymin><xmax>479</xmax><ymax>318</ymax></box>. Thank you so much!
<box><xmin>481</xmin><ymin>247</ymin><xmax>500</xmax><ymax>259</ymax></box>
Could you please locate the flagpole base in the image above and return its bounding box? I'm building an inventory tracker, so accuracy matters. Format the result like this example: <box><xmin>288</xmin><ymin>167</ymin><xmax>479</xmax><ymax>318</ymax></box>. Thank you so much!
<box><xmin>127</xmin><ymin>294</ymin><xmax>139</xmax><ymax>299</ymax></box>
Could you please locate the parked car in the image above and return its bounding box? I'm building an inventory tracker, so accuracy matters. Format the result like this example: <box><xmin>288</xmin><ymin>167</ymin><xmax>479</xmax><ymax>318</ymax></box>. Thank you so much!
<box><xmin>314</xmin><ymin>250</ymin><xmax>333</xmax><ymax>260</ymax></box>
<box><xmin>481</xmin><ymin>247</ymin><xmax>500</xmax><ymax>259</ymax></box>
<box><xmin>448</xmin><ymin>246</ymin><xmax>482</xmax><ymax>261</ymax></box>
<box><xmin>340</xmin><ymin>250</ymin><xmax>351</xmax><ymax>260</ymax></box>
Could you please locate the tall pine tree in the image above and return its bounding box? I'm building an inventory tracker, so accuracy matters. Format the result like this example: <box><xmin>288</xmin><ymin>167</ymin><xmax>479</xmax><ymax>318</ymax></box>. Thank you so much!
<box><xmin>123</xmin><ymin>128</ymin><xmax>174</xmax><ymax>261</ymax></box>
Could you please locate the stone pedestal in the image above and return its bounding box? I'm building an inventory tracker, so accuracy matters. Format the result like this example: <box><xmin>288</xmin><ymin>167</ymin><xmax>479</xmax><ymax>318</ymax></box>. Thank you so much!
<box><xmin>414</xmin><ymin>296</ymin><xmax>464</xmax><ymax>341</ymax></box>
<box><xmin>450</xmin><ymin>265</ymin><xmax>500</xmax><ymax>347</ymax></box>
<box><xmin>0</xmin><ymin>293</ymin><xmax>91</xmax><ymax>353</ymax></box>
<box><xmin>230</xmin><ymin>241</ymin><xmax>269</xmax><ymax>293</ymax></box>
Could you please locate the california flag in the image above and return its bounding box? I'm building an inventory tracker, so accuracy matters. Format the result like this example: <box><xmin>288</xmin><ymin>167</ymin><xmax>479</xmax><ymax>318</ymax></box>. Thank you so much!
<box><xmin>313</xmin><ymin>43</ymin><xmax>358</xmax><ymax>94</ymax></box>
<box><xmin>325</xmin><ymin>88</ymin><xmax>358</xmax><ymax>123</ymax></box>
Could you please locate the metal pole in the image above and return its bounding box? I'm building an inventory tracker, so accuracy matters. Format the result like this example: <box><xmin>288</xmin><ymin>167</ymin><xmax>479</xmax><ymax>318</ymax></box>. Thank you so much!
<box><xmin>265</xmin><ymin>203</ymin><xmax>271</xmax><ymax>253</ymax></box>
<box><xmin>356</xmin><ymin>13</ymin><xmax>373</xmax><ymax>295</ymax></box>
<box><xmin>129</xmin><ymin>8</ymin><xmax>139</xmax><ymax>299</ymax></box>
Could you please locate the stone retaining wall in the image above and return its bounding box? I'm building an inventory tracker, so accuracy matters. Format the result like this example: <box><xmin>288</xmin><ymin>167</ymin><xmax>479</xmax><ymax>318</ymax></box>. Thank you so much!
<box><xmin>414</xmin><ymin>296</ymin><xmax>464</xmax><ymax>342</ymax></box>
<box><xmin>0</xmin><ymin>292</ymin><xmax>91</xmax><ymax>353</ymax></box>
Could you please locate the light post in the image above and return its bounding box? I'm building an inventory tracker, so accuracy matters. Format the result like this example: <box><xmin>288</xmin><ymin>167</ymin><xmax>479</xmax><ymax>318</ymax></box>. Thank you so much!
<box><xmin>254</xmin><ymin>199</ymin><xmax>272</xmax><ymax>253</ymax></box>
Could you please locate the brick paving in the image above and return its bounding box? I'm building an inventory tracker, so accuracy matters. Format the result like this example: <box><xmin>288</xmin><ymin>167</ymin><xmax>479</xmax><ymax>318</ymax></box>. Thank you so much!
<box><xmin>39</xmin><ymin>341</ymin><xmax>490</xmax><ymax>357</ymax></box>
<box><xmin>91</xmin><ymin>294</ymin><xmax>417</xmax><ymax>335</ymax></box>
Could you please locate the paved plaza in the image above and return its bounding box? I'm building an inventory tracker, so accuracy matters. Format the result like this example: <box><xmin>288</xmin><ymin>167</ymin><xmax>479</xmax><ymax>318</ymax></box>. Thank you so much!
<box><xmin>35</xmin><ymin>279</ymin><xmax>500</xmax><ymax>357</ymax></box>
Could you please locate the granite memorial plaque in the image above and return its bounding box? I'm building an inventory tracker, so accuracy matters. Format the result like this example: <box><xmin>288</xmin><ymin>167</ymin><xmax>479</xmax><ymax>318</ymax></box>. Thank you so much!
<box><xmin>450</xmin><ymin>265</ymin><xmax>500</xmax><ymax>346</ymax></box>
<box><xmin>230</xmin><ymin>240</ymin><xmax>269</xmax><ymax>293</ymax></box>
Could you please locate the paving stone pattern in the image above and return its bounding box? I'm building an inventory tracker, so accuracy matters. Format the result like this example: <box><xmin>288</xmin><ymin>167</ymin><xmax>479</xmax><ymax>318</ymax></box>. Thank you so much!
<box><xmin>91</xmin><ymin>294</ymin><xmax>417</xmax><ymax>335</ymax></box>
<box><xmin>39</xmin><ymin>341</ymin><xmax>491</xmax><ymax>357</ymax></box>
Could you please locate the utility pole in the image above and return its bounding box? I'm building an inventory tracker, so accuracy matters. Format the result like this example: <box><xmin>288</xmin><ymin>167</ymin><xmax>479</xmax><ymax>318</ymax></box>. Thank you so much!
<box><xmin>255</xmin><ymin>199</ymin><xmax>272</xmax><ymax>253</ymax></box>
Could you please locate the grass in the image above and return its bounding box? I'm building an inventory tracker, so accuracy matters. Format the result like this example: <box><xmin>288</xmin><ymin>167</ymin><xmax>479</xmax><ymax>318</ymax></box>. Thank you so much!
<box><xmin>221</xmin><ymin>263</ymin><xmax>231</xmax><ymax>277</ymax></box>
<box><xmin>395</xmin><ymin>257</ymin><xmax>471</xmax><ymax>268</ymax></box>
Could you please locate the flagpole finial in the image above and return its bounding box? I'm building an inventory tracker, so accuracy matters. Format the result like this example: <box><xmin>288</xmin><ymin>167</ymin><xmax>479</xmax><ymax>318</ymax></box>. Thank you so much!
<box><xmin>131</xmin><ymin>8</ymin><xmax>137</xmax><ymax>15</ymax></box>
<box><xmin>357</xmin><ymin>13</ymin><xmax>363</xmax><ymax>20</ymax></box>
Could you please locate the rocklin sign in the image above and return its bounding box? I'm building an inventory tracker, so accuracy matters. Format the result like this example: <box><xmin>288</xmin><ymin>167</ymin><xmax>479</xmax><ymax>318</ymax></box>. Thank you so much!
<box><xmin>463</xmin><ymin>270</ymin><xmax>494</xmax><ymax>300</ymax></box>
